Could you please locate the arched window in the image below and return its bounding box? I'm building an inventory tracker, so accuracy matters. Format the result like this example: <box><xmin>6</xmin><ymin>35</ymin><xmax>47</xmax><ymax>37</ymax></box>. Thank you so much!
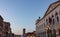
<box><xmin>55</xmin><ymin>12</ymin><xmax>59</xmax><ymax>23</ymax></box>
<box><xmin>55</xmin><ymin>12</ymin><xmax>58</xmax><ymax>16</ymax></box>
<box><xmin>49</xmin><ymin>17</ymin><xmax>52</xmax><ymax>24</ymax></box>
<box><xmin>52</xmin><ymin>15</ymin><xmax>54</xmax><ymax>18</ymax></box>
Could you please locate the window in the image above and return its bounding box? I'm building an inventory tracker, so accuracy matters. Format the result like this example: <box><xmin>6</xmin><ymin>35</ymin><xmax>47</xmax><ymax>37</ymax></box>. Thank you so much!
<box><xmin>0</xmin><ymin>22</ymin><xmax>3</xmax><ymax>27</ymax></box>
<box><xmin>53</xmin><ymin>19</ymin><xmax>55</xmax><ymax>25</ymax></box>
<box><xmin>57</xmin><ymin>16</ymin><xmax>59</xmax><ymax>22</ymax></box>
<box><xmin>46</xmin><ymin>19</ymin><xmax>48</xmax><ymax>25</ymax></box>
<box><xmin>49</xmin><ymin>17</ymin><xmax>52</xmax><ymax>24</ymax></box>
<box><xmin>44</xmin><ymin>23</ymin><xmax>45</xmax><ymax>27</ymax></box>
<box><xmin>52</xmin><ymin>15</ymin><xmax>54</xmax><ymax>18</ymax></box>
<box><xmin>0</xmin><ymin>28</ymin><xmax>2</xmax><ymax>32</ymax></box>
<box><xmin>55</xmin><ymin>12</ymin><xmax>58</xmax><ymax>16</ymax></box>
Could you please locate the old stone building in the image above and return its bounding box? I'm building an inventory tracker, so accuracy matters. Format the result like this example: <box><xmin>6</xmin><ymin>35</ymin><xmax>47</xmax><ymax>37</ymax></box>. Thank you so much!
<box><xmin>0</xmin><ymin>15</ymin><xmax>12</xmax><ymax>37</ymax></box>
<box><xmin>0</xmin><ymin>15</ymin><xmax>4</xmax><ymax>37</ymax></box>
<box><xmin>3</xmin><ymin>22</ymin><xmax>12</xmax><ymax>37</ymax></box>
<box><xmin>35</xmin><ymin>0</ymin><xmax>60</xmax><ymax>37</ymax></box>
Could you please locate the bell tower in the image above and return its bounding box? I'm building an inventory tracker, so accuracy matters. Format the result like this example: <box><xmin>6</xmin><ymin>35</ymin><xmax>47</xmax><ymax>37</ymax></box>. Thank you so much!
<box><xmin>23</xmin><ymin>28</ymin><xmax>26</xmax><ymax>35</ymax></box>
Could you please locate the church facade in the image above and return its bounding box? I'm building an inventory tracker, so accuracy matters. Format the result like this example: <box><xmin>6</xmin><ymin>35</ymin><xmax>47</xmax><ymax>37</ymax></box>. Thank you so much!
<box><xmin>35</xmin><ymin>0</ymin><xmax>60</xmax><ymax>37</ymax></box>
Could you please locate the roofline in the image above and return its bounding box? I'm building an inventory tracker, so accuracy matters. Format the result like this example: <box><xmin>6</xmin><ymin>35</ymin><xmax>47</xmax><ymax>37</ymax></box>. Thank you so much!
<box><xmin>45</xmin><ymin>1</ymin><xmax>60</xmax><ymax>16</ymax></box>
<box><xmin>36</xmin><ymin>1</ymin><xmax>60</xmax><ymax>24</ymax></box>
<box><xmin>0</xmin><ymin>15</ymin><xmax>4</xmax><ymax>20</ymax></box>
<box><xmin>42</xmin><ymin>2</ymin><xmax>60</xmax><ymax>21</ymax></box>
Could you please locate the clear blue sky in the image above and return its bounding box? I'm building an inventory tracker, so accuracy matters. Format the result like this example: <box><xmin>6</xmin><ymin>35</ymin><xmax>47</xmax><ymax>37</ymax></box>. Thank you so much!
<box><xmin>0</xmin><ymin>0</ymin><xmax>57</xmax><ymax>35</ymax></box>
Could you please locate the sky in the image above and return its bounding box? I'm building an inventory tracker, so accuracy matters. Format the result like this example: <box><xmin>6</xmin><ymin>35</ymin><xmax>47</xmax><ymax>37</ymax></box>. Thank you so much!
<box><xmin>0</xmin><ymin>0</ymin><xmax>57</xmax><ymax>35</ymax></box>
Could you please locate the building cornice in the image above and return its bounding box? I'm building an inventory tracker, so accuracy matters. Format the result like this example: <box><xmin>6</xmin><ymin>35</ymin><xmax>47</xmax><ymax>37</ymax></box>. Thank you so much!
<box><xmin>44</xmin><ymin>1</ymin><xmax>60</xmax><ymax>17</ymax></box>
<box><xmin>36</xmin><ymin>1</ymin><xmax>60</xmax><ymax>25</ymax></box>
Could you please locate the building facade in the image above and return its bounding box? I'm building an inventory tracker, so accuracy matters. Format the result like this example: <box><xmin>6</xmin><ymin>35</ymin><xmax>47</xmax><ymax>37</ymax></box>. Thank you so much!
<box><xmin>0</xmin><ymin>15</ymin><xmax>12</xmax><ymax>37</ymax></box>
<box><xmin>3</xmin><ymin>22</ymin><xmax>12</xmax><ymax>37</ymax></box>
<box><xmin>0</xmin><ymin>16</ymin><xmax>4</xmax><ymax>37</ymax></box>
<box><xmin>35</xmin><ymin>0</ymin><xmax>60</xmax><ymax>37</ymax></box>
